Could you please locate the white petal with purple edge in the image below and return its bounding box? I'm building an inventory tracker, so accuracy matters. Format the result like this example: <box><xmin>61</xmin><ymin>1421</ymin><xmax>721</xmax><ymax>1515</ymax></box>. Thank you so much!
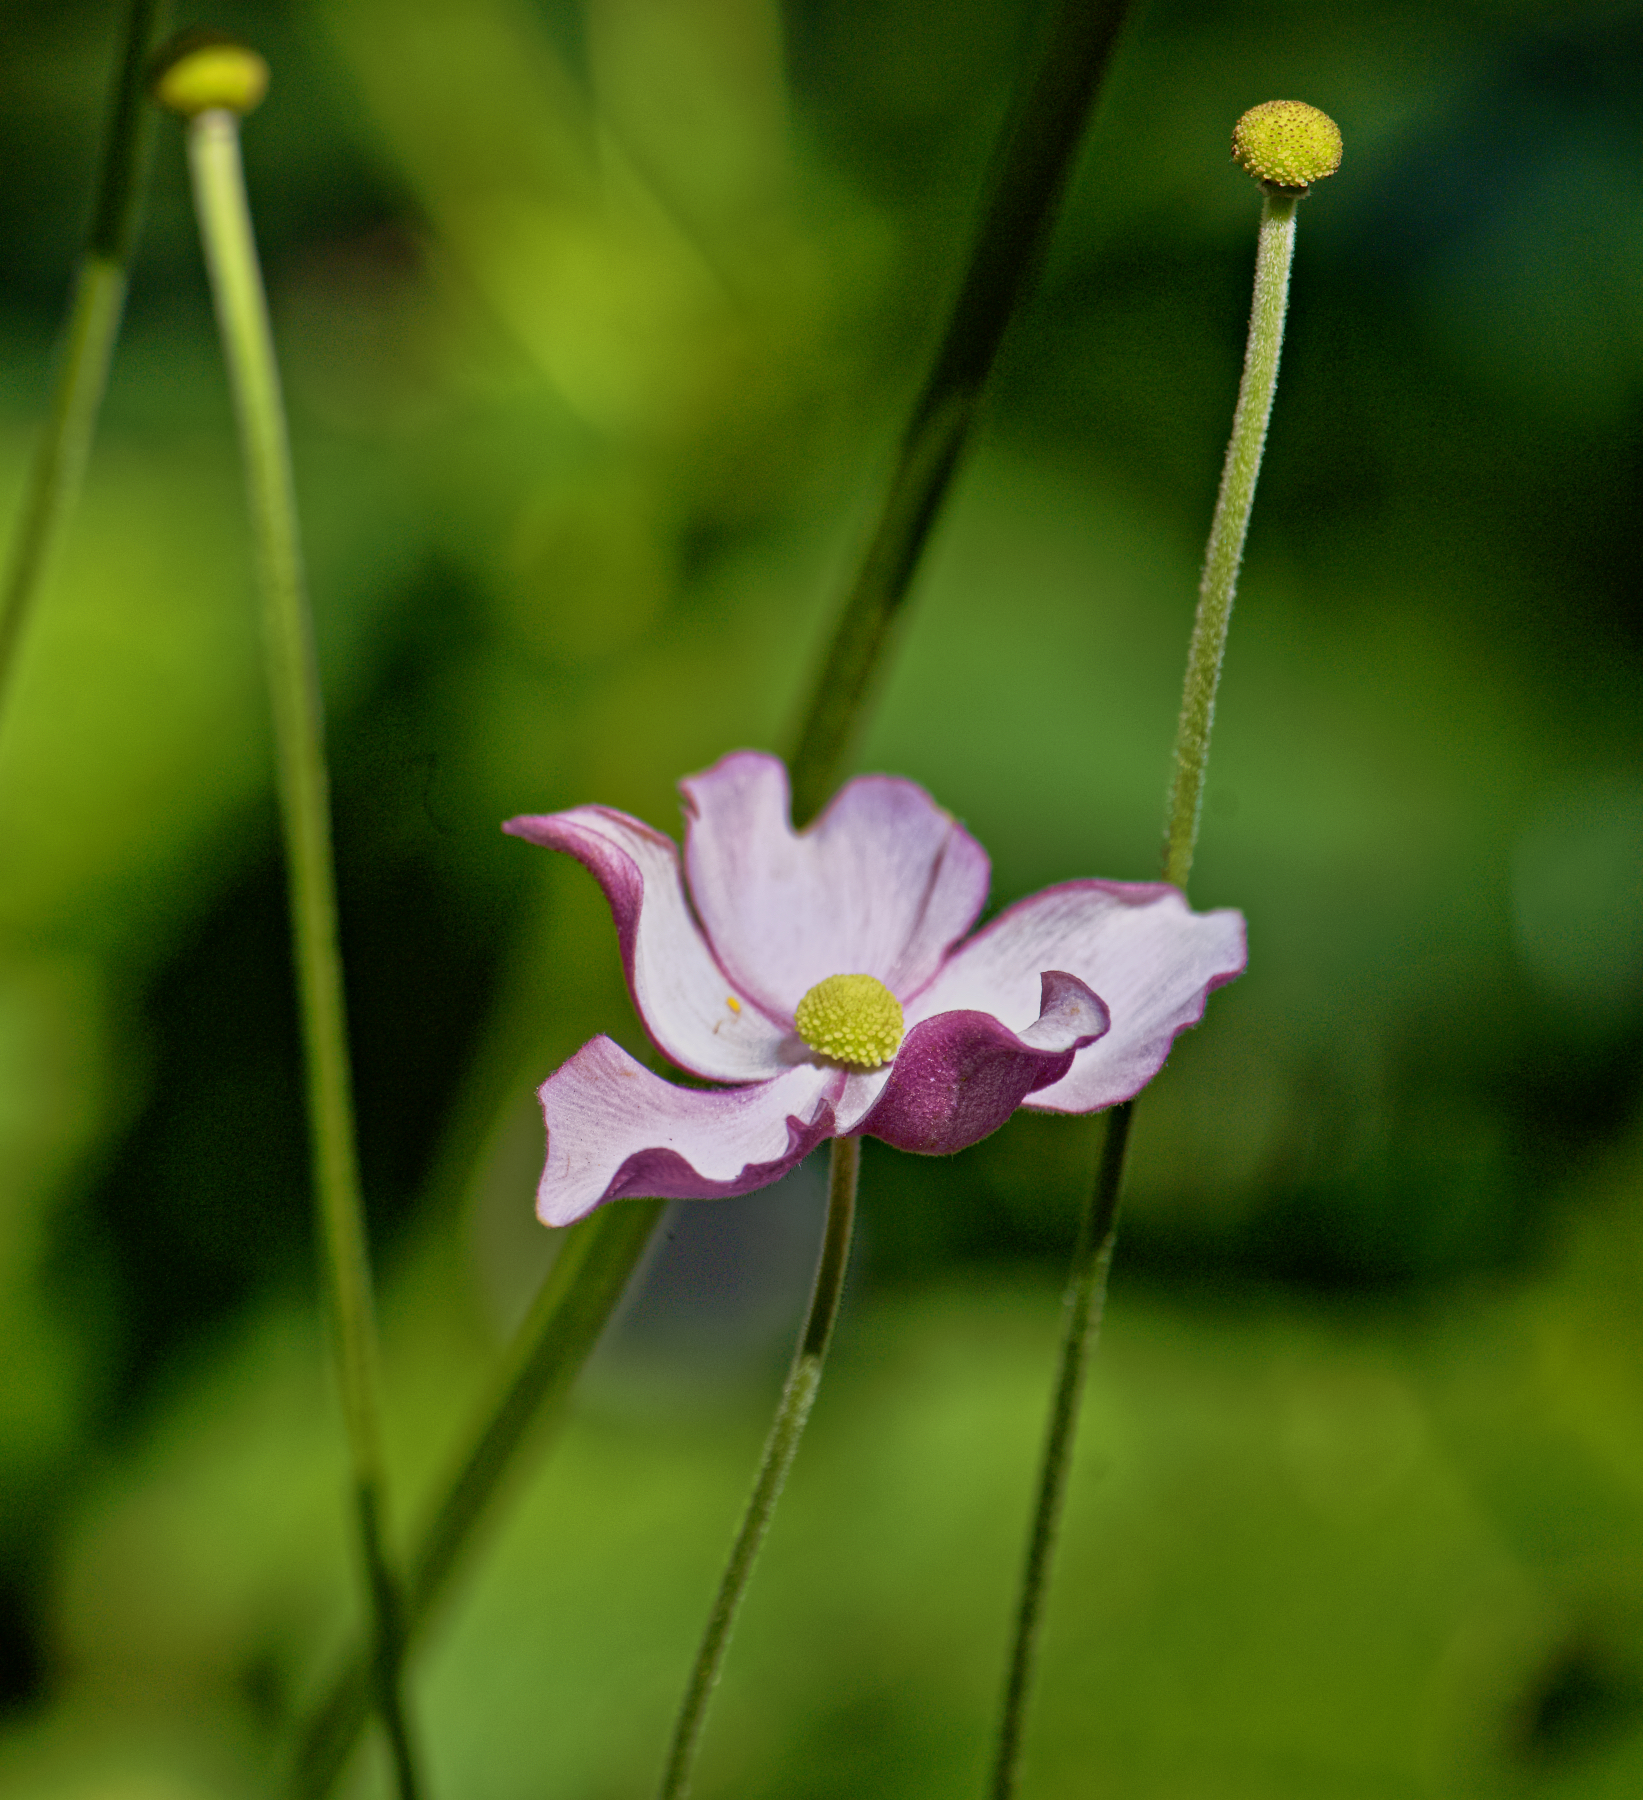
<box><xmin>536</xmin><ymin>1038</ymin><xmax>846</xmax><ymax>1226</ymax></box>
<box><xmin>908</xmin><ymin>880</ymin><xmax>1245</xmax><ymax>1114</ymax></box>
<box><xmin>504</xmin><ymin>806</ymin><xmax>793</xmax><ymax>1082</ymax></box>
<box><xmin>681</xmin><ymin>751</ymin><xmax>990</xmax><ymax>1016</ymax></box>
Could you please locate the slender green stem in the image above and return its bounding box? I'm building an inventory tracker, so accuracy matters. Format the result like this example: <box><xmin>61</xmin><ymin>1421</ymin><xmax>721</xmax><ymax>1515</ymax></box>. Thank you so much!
<box><xmin>1164</xmin><ymin>189</ymin><xmax>1297</xmax><ymax>891</ymax></box>
<box><xmin>0</xmin><ymin>0</ymin><xmax>172</xmax><ymax>722</ymax></box>
<box><xmin>291</xmin><ymin>1196</ymin><xmax>665</xmax><ymax>1799</ymax></box>
<box><xmin>785</xmin><ymin>0</ymin><xmax>1133</xmax><ymax>825</ymax></box>
<box><xmin>183</xmin><ymin>109</ymin><xmax>422</xmax><ymax>1800</ymax></box>
<box><xmin>657</xmin><ymin>1136</ymin><xmax>860</xmax><ymax>1800</ymax></box>
<box><xmin>990</xmin><ymin>1102</ymin><xmax>1131</xmax><ymax>1800</ymax></box>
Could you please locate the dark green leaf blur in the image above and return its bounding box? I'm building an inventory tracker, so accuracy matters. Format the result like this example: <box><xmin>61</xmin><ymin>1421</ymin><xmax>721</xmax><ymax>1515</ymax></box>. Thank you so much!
<box><xmin>1</xmin><ymin>0</ymin><xmax>1640</xmax><ymax>1794</ymax></box>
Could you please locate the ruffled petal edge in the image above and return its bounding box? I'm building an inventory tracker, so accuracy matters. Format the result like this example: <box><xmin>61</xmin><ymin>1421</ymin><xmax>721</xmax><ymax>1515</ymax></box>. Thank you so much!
<box><xmin>536</xmin><ymin>1037</ymin><xmax>845</xmax><ymax>1226</ymax></box>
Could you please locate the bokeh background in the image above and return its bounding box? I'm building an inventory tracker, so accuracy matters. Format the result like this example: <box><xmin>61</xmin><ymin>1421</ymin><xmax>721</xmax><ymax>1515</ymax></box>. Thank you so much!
<box><xmin>2</xmin><ymin>0</ymin><xmax>1642</xmax><ymax>1794</ymax></box>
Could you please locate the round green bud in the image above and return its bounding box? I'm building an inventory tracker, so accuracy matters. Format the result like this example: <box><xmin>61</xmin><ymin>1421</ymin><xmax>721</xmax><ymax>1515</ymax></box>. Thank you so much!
<box><xmin>794</xmin><ymin>973</ymin><xmax>905</xmax><ymax>1069</ymax></box>
<box><xmin>1231</xmin><ymin>101</ymin><xmax>1342</xmax><ymax>193</ymax></box>
<box><xmin>151</xmin><ymin>30</ymin><xmax>269</xmax><ymax>118</ymax></box>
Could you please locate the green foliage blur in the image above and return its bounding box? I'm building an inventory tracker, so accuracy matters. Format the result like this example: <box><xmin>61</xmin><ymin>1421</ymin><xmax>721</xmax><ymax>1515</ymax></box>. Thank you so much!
<box><xmin>1</xmin><ymin>0</ymin><xmax>1642</xmax><ymax>1794</ymax></box>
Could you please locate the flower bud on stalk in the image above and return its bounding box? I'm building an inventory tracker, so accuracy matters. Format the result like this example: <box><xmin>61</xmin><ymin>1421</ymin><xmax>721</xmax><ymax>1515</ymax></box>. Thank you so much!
<box><xmin>150</xmin><ymin>30</ymin><xmax>268</xmax><ymax>118</ymax></box>
<box><xmin>1231</xmin><ymin>98</ymin><xmax>1343</xmax><ymax>194</ymax></box>
<box><xmin>991</xmin><ymin>100</ymin><xmax>1343</xmax><ymax>1800</ymax></box>
<box><xmin>1163</xmin><ymin>100</ymin><xmax>1342</xmax><ymax>892</ymax></box>
<box><xmin>153</xmin><ymin>32</ymin><xmax>423</xmax><ymax>1800</ymax></box>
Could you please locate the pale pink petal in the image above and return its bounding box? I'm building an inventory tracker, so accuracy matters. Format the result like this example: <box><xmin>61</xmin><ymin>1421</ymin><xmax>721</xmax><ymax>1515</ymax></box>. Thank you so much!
<box><xmin>848</xmin><ymin>971</ymin><xmax>1109</xmax><ymax>1153</ymax></box>
<box><xmin>833</xmin><ymin>1063</ymin><xmax>894</xmax><ymax>1135</ymax></box>
<box><xmin>907</xmin><ymin>881</ymin><xmax>1247</xmax><ymax>1113</ymax></box>
<box><xmin>504</xmin><ymin>806</ymin><xmax>792</xmax><ymax>1082</ymax></box>
<box><xmin>680</xmin><ymin>751</ymin><xmax>990</xmax><ymax>1016</ymax></box>
<box><xmin>535</xmin><ymin>1037</ymin><xmax>846</xmax><ymax>1226</ymax></box>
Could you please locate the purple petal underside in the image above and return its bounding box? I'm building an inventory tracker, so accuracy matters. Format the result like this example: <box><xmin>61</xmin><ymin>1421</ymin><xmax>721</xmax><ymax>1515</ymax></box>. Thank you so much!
<box><xmin>849</xmin><ymin>970</ymin><xmax>1109</xmax><ymax>1154</ymax></box>
<box><xmin>681</xmin><ymin>751</ymin><xmax>990</xmax><ymax>1016</ymax></box>
<box><xmin>909</xmin><ymin>880</ymin><xmax>1247</xmax><ymax>1114</ymax></box>
<box><xmin>535</xmin><ymin>1037</ymin><xmax>846</xmax><ymax>1226</ymax></box>
<box><xmin>504</xmin><ymin>806</ymin><xmax>792</xmax><ymax>1082</ymax></box>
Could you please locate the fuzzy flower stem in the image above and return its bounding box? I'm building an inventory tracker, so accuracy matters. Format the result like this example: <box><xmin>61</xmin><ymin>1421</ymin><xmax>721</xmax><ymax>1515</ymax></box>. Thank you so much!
<box><xmin>1164</xmin><ymin>188</ymin><xmax>1297</xmax><ymax>891</ymax></box>
<box><xmin>183</xmin><ymin>107</ymin><xmax>422</xmax><ymax>1800</ymax></box>
<box><xmin>657</xmin><ymin>1135</ymin><xmax>860</xmax><ymax>1800</ymax></box>
<box><xmin>990</xmin><ymin>1100</ymin><xmax>1132</xmax><ymax>1800</ymax></box>
<box><xmin>786</xmin><ymin>0</ymin><xmax>1132</xmax><ymax>826</ymax></box>
<box><xmin>0</xmin><ymin>0</ymin><xmax>172</xmax><ymax>724</ymax></box>
<box><xmin>991</xmin><ymin>181</ymin><xmax>1308</xmax><ymax>1800</ymax></box>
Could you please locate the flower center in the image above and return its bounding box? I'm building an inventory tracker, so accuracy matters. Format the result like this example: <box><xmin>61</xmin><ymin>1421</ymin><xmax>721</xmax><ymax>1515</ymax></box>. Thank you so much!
<box><xmin>793</xmin><ymin>973</ymin><xmax>904</xmax><ymax>1069</ymax></box>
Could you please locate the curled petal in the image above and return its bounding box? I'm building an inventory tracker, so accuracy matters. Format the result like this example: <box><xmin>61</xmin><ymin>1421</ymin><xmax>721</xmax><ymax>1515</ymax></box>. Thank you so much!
<box><xmin>504</xmin><ymin>806</ymin><xmax>791</xmax><ymax>1082</ymax></box>
<box><xmin>536</xmin><ymin>1038</ymin><xmax>846</xmax><ymax>1226</ymax></box>
<box><xmin>911</xmin><ymin>880</ymin><xmax>1246</xmax><ymax>1114</ymax></box>
<box><xmin>681</xmin><ymin>751</ymin><xmax>990</xmax><ymax>1015</ymax></box>
<box><xmin>850</xmin><ymin>970</ymin><xmax>1109</xmax><ymax>1154</ymax></box>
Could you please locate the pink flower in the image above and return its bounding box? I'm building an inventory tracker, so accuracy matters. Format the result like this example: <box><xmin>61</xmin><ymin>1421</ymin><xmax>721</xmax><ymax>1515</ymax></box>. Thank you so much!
<box><xmin>504</xmin><ymin>752</ymin><xmax>1246</xmax><ymax>1226</ymax></box>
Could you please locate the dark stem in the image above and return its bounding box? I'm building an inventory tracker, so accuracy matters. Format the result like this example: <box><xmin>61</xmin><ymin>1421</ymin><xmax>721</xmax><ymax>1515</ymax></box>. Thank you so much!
<box><xmin>0</xmin><ymin>0</ymin><xmax>173</xmax><ymax>717</ymax></box>
<box><xmin>656</xmin><ymin>1137</ymin><xmax>860</xmax><ymax>1800</ymax></box>
<box><xmin>990</xmin><ymin>1100</ymin><xmax>1133</xmax><ymax>1800</ymax></box>
<box><xmin>785</xmin><ymin>0</ymin><xmax>1133</xmax><ymax>824</ymax></box>
<box><xmin>357</xmin><ymin>1481</ymin><xmax>422</xmax><ymax>1800</ymax></box>
<box><xmin>90</xmin><ymin>0</ymin><xmax>172</xmax><ymax>261</ymax></box>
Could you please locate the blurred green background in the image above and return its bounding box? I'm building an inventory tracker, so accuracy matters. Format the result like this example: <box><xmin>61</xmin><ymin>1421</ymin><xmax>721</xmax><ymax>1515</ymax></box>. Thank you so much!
<box><xmin>2</xmin><ymin>0</ymin><xmax>1642</xmax><ymax>1794</ymax></box>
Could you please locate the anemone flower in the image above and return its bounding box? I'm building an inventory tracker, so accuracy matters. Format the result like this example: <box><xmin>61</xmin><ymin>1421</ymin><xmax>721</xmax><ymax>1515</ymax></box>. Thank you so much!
<box><xmin>504</xmin><ymin>752</ymin><xmax>1246</xmax><ymax>1226</ymax></box>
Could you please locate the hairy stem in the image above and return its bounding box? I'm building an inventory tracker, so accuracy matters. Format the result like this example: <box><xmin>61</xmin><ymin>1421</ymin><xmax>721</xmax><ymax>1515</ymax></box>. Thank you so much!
<box><xmin>990</xmin><ymin>1102</ymin><xmax>1131</xmax><ymax>1800</ymax></box>
<box><xmin>991</xmin><ymin>183</ymin><xmax>1305</xmax><ymax>1799</ymax></box>
<box><xmin>657</xmin><ymin>1136</ymin><xmax>860</xmax><ymax>1800</ymax></box>
<box><xmin>1165</xmin><ymin>189</ymin><xmax>1297</xmax><ymax>891</ymax></box>
<box><xmin>185</xmin><ymin>108</ymin><xmax>422</xmax><ymax>1800</ymax></box>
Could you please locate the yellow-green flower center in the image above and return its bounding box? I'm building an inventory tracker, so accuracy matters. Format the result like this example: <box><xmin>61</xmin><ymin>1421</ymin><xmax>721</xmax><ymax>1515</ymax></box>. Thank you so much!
<box><xmin>1231</xmin><ymin>100</ymin><xmax>1343</xmax><ymax>192</ymax></box>
<box><xmin>793</xmin><ymin>973</ymin><xmax>904</xmax><ymax>1069</ymax></box>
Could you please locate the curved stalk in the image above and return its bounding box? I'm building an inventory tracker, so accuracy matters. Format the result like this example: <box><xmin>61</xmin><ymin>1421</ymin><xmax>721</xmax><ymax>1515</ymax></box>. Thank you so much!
<box><xmin>1165</xmin><ymin>190</ymin><xmax>1297</xmax><ymax>889</ymax></box>
<box><xmin>991</xmin><ymin>180</ymin><xmax>1312</xmax><ymax>1799</ymax></box>
<box><xmin>183</xmin><ymin>106</ymin><xmax>422</xmax><ymax>1799</ymax></box>
<box><xmin>657</xmin><ymin>1136</ymin><xmax>860</xmax><ymax>1800</ymax></box>
<box><xmin>989</xmin><ymin>1102</ymin><xmax>1131</xmax><ymax>1800</ymax></box>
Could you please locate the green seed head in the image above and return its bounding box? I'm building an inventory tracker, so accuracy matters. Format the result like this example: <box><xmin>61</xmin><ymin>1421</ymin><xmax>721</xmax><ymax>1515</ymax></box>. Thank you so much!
<box><xmin>1231</xmin><ymin>101</ymin><xmax>1342</xmax><ymax>194</ymax></box>
<box><xmin>151</xmin><ymin>30</ymin><xmax>270</xmax><ymax>118</ymax></box>
<box><xmin>794</xmin><ymin>974</ymin><xmax>905</xmax><ymax>1069</ymax></box>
